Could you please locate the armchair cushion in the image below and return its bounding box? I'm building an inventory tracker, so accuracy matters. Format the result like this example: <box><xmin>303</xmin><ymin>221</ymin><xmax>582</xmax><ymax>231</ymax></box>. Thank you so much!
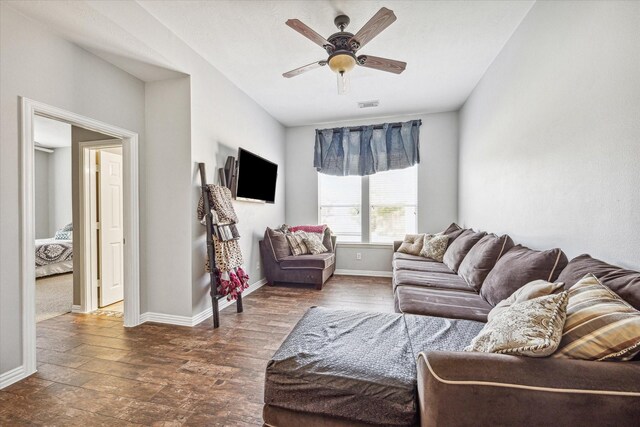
<box><xmin>265</xmin><ymin>227</ymin><xmax>291</xmax><ymax>261</ymax></box>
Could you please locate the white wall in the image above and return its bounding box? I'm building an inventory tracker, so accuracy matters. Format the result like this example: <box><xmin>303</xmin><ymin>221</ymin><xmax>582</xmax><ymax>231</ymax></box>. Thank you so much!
<box><xmin>34</xmin><ymin>151</ymin><xmax>50</xmax><ymax>239</ymax></box>
<box><xmin>49</xmin><ymin>147</ymin><xmax>72</xmax><ymax>234</ymax></box>
<box><xmin>458</xmin><ymin>1</ymin><xmax>640</xmax><ymax>270</ymax></box>
<box><xmin>0</xmin><ymin>4</ymin><xmax>145</xmax><ymax>375</ymax></box>
<box><xmin>144</xmin><ymin>77</ymin><xmax>193</xmax><ymax>317</ymax></box>
<box><xmin>285</xmin><ymin>112</ymin><xmax>459</xmax><ymax>272</ymax></box>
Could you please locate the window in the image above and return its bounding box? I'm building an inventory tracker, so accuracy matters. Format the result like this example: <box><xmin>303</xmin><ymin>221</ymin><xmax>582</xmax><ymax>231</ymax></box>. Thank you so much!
<box><xmin>318</xmin><ymin>175</ymin><xmax>361</xmax><ymax>242</ymax></box>
<box><xmin>318</xmin><ymin>166</ymin><xmax>417</xmax><ymax>243</ymax></box>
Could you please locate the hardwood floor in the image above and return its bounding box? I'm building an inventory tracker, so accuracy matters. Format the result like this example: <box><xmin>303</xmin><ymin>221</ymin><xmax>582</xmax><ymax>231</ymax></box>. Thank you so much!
<box><xmin>0</xmin><ymin>275</ymin><xmax>394</xmax><ymax>426</ymax></box>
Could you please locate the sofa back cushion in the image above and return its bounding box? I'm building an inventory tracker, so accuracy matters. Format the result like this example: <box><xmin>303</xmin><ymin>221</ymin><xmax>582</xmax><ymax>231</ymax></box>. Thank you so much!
<box><xmin>458</xmin><ymin>234</ymin><xmax>514</xmax><ymax>291</ymax></box>
<box><xmin>558</xmin><ymin>254</ymin><xmax>640</xmax><ymax>310</ymax></box>
<box><xmin>265</xmin><ymin>227</ymin><xmax>291</xmax><ymax>261</ymax></box>
<box><xmin>442</xmin><ymin>223</ymin><xmax>465</xmax><ymax>248</ymax></box>
<box><xmin>480</xmin><ymin>245</ymin><xmax>568</xmax><ymax>306</ymax></box>
<box><xmin>322</xmin><ymin>227</ymin><xmax>334</xmax><ymax>252</ymax></box>
<box><xmin>443</xmin><ymin>230</ymin><xmax>487</xmax><ymax>273</ymax></box>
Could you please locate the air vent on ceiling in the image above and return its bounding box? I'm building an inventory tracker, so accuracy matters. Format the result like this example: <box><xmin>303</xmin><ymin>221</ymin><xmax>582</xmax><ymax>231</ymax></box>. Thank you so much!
<box><xmin>358</xmin><ymin>100</ymin><xmax>379</xmax><ymax>109</ymax></box>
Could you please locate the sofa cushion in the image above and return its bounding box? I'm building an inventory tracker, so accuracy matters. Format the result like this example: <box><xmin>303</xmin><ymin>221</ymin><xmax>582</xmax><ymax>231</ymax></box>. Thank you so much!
<box><xmin>393</xmin><ymin>259</ymin><xmax>456</xmax><ymax>274</ymax></box>
<box><xmin>393</xmin><ymin>252</ymin><xmax>437</xmax><ymax>263</ymax></box>
<box><xmin>393</xmin><ymin>270</ymin><xmax>474</xmax><ymax>293</ymax></box>
<box><xmin>443</xmin><ymin>230</ymin><xmax>487</xmax><ymax>273</ymax></box>
<box><xmin>441</xmin><ymin>223</ymin><xmax>465</xmax><ymax>248</ymax></box>
<box><xmin>554</xmin><ymin>274</ymin><xmax>640</xmax><ymax>361</ymax></box>
<box><xmin>322</xmin><ymin>227</ymin><xmax>333</xmax><ymax>252</ymax></box>
<box><xmin>395</xmin><ymin>286</ymin><xmax>493</xmax><ymax>322</ymax></box>
<box><xmin>558</xmin><ymin>254</ymin><xmax>640</xmax><ymax>310</ymax></box>
<box><xmin>397</xmin><ymin>234</ymin><xmax>424</xmax><ymax>256</ymax></box>
<box><xmin>480</xmin><ymin>245</ymin><xmax>568</xmax><ymax>306</ymax></box>
<box><xmin>419</xmin><ymin>234</ymin><xmax>449</xmax><ymax>262</ymax></box>
<box><xmin>489</xmin><ymin>279</ymin><xmax>565</xmax><ymax>322</ymax></box>
<box><xmin>466</xmin><ymin>292</ymin><xmax>568</xmax><ymax>357</ymax></box>
<box><xmin>458</xmin><ymin>234</ymin><xmax>514</xmax><ymax>291</ymax></box>
<box><xmin>265</xmin><ymin>227</ymin><xmax>291</xmax><ymax>261</ymax></box>
<box><xmin>279</xmin><ymin>253</ymin><xmax>335</xmax><ymax>270</ymax></box>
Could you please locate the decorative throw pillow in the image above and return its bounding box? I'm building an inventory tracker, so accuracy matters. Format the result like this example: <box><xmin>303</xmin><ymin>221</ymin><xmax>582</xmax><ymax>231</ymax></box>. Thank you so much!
<box><xmin>488</xmin><ymin>279</ymin><xmax>565</xmax><ymax>322</ymax></box>
<box><xmin>303</xmin><ymin>234</ymin><xmax>328</xmax><ymax>255</ymax></box>
<box><xmin>419</xmin><ymin>234</ymin><xmax>448</xmax><ymax>261</ymax></box>
<box><xmin>265</xmin><ymin>227</ymin><xmax>291</xmax><ymax>261</ymax></box>
<box><xmin>54</xmin><ymin>223</ymin><xmax>73</xmax><ymax>240</ymax></box>
<box><xmin>286</xmin><ymin>231</ymin><xmax>310</xmax><ymax>256</ymax></box>
<box><xmin>465</xmin><ymin>292</ymin><xmax>568</xmax><ymax>357</ymax></box>
<box><xmin>397</xmin><ymin>234</ymin><xmax>425</xmax><ymax>256</ymax></box>
<box><xmin>554</xmin><ymin>274</ymin><xmax>640</xmax><ymax>361</ymax></box>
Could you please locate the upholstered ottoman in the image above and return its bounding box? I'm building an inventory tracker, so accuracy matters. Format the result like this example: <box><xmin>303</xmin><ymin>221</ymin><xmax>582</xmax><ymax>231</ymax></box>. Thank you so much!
<box><xmin>263</xmin><ymin>307</ymin><xmax>483</xmax><ymax>427</ymax></box>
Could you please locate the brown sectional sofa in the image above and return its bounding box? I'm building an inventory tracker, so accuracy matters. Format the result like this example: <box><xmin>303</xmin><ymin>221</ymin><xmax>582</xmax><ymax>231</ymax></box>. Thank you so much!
<box><xmin>264</xmin><ymin>223</ymin><xmax>640</xmax><ymax>426</ymax></box>
<box><xmin>259</xmin><ymin>227</ymin><xmax>337</xmax><ymax>289</ymax></box>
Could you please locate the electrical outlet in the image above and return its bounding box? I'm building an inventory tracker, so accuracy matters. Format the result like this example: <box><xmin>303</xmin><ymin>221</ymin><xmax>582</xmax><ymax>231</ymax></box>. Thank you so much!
<box><xmin>356</xmin><ymin>252</ymin><xmax>362</xmax><ymax>260</ymax></box>
<box><xmin>256</xmin><ymin>262</ymin><xmax>260</xmax><ymax>270</ymax></box>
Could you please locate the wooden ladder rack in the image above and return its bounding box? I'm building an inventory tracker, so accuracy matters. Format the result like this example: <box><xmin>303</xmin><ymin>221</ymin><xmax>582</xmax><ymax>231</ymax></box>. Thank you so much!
<box><xmin>198</xmin><ymin>162</ymin><xmax>243</xmax><ymax>328</ymax></box>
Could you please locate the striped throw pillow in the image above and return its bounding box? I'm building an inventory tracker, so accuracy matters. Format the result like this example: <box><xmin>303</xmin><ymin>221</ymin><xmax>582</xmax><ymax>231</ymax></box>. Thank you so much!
<box><xmin>286</xmin><ymin>231</ymin><xmax>310</xmax><ymax>256</ymax></box>
<box><xmin>554</xmin><ymin>273</ymin><xmax>640</xmax><ymax>361</ymax></box>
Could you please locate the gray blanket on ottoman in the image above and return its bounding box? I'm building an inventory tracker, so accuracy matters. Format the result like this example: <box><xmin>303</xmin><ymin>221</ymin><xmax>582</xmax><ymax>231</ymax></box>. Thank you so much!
<box><xmin>264</xmin><ymin>307</ymin><xmax>484</xmax><ymax>426</ymax></box>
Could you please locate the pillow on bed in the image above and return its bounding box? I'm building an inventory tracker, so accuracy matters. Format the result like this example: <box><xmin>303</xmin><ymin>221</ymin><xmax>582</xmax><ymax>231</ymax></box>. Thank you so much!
<box><xmin>54</xmin><ymin>223</ymin><xmax>73</xmax><ymax>240</ymax></box>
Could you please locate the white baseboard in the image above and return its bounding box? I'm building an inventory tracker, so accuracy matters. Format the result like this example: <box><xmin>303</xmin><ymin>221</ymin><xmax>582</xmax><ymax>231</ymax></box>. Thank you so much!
<box><xmin>141</xmin><ymin>278</ymin><xmax>268</xmax><ymax>327</ymax></box>
<box><xmin>71</xmin><ymin>305</ymin><xmax>84</xmax><ymax>313</ymax></box>
<box><xmin>0</xmin><ymin>365</ymin><xmax>28</xmax><ymax>389</ymax></box>
<box><xmin>334</xmin><ymin>269</ymin><xmax>393</xmax><ymax>278</ymax></box>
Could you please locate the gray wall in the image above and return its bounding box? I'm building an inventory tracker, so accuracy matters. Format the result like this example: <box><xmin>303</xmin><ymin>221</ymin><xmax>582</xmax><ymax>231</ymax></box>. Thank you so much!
<box><xmin>34</xmin><ymin>147</ymin><xmax>73</xmax><ymax>239</ymax></box>
<box><xmin>458</xmin><ymin>1</ymin><xmax>640</xmax><ymax>269</ymax></box>
<box><xmin>0</xmin><ymin>4</ymin><xmax>146</xmax><ymax>375</ymax></box>
<box><xmin>49</xmin><ymin>147</ymin><xmax>72</xmax><ymax>235</ymax></box>
<box><xmin>34</xmin><ymin>151</ymin><xmax>50</xmax><ymax>239</ymax></box>
<box><xmin>285</xmin><ymin>112</ymin><xmax>459</xmax><ymax>273</ymax></box>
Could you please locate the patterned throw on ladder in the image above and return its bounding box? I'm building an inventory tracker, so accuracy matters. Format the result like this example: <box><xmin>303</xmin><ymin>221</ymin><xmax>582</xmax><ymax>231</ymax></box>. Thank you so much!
<box><xmin>198</xmin><ymin>184</ymin><xmax>249</xmax><ymax>300</ymax></box>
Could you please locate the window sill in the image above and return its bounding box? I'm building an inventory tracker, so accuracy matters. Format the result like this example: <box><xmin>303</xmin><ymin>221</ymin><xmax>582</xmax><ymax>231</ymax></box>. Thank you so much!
<box><xmin>336</xmin><ymin>242</ymin><xmax>394</xmax><ymax>249</ymax></box>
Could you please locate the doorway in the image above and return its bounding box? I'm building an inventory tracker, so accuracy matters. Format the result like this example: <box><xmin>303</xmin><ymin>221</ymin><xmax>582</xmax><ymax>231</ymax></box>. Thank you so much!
<box><xmin>20</xmin><ymin>97</ymin><xmax>141</xmax><ymax>377</ymax></box>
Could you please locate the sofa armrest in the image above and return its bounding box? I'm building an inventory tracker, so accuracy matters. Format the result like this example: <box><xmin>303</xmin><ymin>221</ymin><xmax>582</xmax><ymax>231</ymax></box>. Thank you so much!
<box><xmin>393</xmin><ymin>240</ymin><xmax>403</xmax><ymax>252</ymax></box>
<box><xmin>417</xmin><ymin>351</ymin><xmax>640</xmax><ymax>427</ymax></box>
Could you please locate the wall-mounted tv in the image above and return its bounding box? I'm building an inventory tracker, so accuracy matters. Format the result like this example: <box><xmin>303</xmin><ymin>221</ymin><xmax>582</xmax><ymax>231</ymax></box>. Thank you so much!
<box><xmin>235</xmin><ymin>148</ymin><xmax>278</xmax><ymax>203</ymax></box>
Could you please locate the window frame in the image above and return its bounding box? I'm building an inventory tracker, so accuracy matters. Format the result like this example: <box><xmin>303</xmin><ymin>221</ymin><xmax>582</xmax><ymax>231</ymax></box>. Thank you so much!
<box><xmin>317</xmin><ymin>167</ymin><xmax>418</xmax><ymax>244</ymax></box>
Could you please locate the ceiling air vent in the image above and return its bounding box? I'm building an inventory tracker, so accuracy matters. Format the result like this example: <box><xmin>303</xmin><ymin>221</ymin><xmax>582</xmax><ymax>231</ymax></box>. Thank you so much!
<box><xmin>358</xmin><ymin>100</ymin><xmax>379</xmax><ymax>109</ymax></box>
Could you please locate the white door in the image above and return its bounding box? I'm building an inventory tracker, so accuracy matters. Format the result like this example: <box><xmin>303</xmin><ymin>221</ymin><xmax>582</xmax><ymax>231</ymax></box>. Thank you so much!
<box><xmin>98</xmin><ymin>149</ymin><xmax>124</xmax><ymax>307</ymax></box>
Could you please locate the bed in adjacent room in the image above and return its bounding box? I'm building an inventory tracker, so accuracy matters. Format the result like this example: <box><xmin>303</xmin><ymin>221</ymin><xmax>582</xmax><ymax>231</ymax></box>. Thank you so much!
<box><xmin>35</xmin><ymin>237</ymin><xmax>73</xmax><ymax>278</ymax></box>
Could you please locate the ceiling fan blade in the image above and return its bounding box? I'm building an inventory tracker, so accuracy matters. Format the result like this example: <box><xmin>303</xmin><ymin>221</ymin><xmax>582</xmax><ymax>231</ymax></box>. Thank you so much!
<box><xmin>357</xmin><ymin>55</ymin><xmax>406</xmax><ymax>74</ymax></box>
<box><xmin>286</xmin><ymin>19</ymin><xmax>333</xmax><ymax>49</ymax></box>
<box><xmin>349</xmin><ymin>7</ymin><xmax>397</xmax><ymax>50</ymax></box>
<box><xmin>283</xmin><ymin>60</ymin><xmax>327</xmax><ymax>78</ymax></box>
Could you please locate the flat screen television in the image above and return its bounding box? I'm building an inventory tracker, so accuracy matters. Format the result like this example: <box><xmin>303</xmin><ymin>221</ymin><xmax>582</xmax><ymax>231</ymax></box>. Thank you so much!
<box><xmin>235</xmin><ymin>148</ymin><xmax>278</xmax><ymax>203</ymax></box>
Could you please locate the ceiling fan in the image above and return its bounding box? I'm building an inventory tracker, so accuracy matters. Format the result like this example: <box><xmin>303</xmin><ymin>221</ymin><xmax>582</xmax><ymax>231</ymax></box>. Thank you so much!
<box><xmin>283</xmin><ymin>7</ymin><xmax>406</xmax><ymax>94</ymax></box>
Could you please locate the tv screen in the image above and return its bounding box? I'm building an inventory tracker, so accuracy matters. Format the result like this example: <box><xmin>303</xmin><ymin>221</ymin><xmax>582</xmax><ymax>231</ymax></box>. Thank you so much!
<box><xmin>235</xmin><ymin>148</ymin><xmax>278</xmax><ymax>203</ymax></box>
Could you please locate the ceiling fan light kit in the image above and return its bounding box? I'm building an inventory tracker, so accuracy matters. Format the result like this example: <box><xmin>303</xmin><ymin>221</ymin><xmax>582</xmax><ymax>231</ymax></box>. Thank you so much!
<box><xmin>283</xmin><ymin>7</ymin><xmax>406</xmax><ymax>94</ymax></box>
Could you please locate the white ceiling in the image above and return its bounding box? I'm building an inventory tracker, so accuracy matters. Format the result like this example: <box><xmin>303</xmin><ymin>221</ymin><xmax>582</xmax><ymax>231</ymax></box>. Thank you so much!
<box><xmin>34</xmin><ymin>115</ymin><xmax>71</xmax><ymax>148</ymax></box>
<box><xmin>7</xmin><ymin>1</ymin><xmax>534</xmax><ymax>127</ymax></box>
<box><xmin>137</xmin><ymin>0</ymin><xmax>534</xmax><ymax>126</ymax></box>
